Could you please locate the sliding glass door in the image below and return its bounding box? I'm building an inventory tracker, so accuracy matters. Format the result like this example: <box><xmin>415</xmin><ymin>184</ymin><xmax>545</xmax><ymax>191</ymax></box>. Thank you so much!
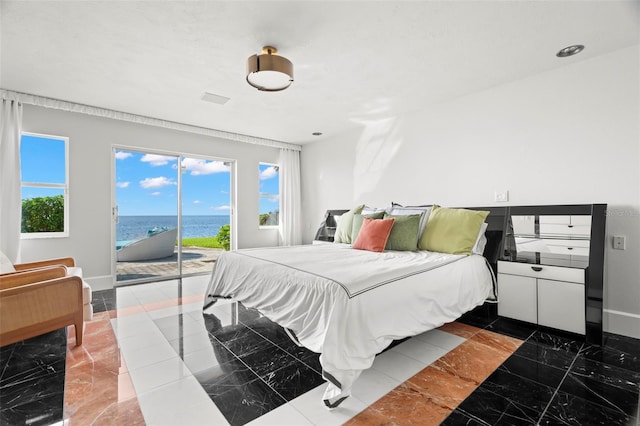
<box><xmin>113</xmin><ymin>149</ymin><xmax>232</xmax><ymax>285</ymax></box>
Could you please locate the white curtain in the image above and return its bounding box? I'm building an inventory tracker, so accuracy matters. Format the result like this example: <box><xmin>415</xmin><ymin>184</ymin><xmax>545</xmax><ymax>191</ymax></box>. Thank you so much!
<box><xmin>279</xmin><ymin>148</ymin><xmax>302</xmax><ymax>246</ymax></box>
<box><xmin>0</xmin><ymin>95</ymin><xmax>23</xmax><ymax>262</ymax></box>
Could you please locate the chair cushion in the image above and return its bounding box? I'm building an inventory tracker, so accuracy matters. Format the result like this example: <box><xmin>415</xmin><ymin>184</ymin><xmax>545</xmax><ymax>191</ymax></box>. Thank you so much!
<box><xmin>67</xmin><ymin>266</ymin><xmax>82</xmax><ymax>278</ymax></box>
<box><xmin>82</xmin><ymin>280</ymin><xmax>92</xmax><ymax>304</ymax></box>
<box><xmin>0</xmin><ymin>251</ymin><xmax>16</xmax><ymax>273</ymax></box>
<box><xmin>83</xmin><ymin>302</ymin><xmax>93</xmax><ymax>322</ymax></box>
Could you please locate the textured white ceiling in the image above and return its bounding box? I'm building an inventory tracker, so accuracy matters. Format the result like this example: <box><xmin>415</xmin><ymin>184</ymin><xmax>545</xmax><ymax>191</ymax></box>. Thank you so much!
<box><xmin>1</xmin><ymin>1</ymin><xmax>638</xmax><ymax>144</ymax></box>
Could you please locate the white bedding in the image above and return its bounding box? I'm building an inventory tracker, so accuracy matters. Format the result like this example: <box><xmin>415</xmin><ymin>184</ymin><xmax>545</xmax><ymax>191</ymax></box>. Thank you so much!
<box><xmin>204</xmin><ymin>243</ymin><xmax>492</xmax><ymax>407</ymax></box>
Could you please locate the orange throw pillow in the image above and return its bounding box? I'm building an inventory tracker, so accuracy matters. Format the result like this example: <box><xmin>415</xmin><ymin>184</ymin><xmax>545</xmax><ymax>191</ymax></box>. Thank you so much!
<box><xmin>352</xmin><ymin>217</ymin><xmax>395</xmax><ymax>252</ymax></box>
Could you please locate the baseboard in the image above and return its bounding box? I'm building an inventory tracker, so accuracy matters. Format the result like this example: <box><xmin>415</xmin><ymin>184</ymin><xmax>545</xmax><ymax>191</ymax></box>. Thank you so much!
<box><xmin>603</xmin><ymin>309</ymin><xmax>640</xmax><ymax>339</ymax></box>
<box><xmin>84</xmin><ymin>275</ymin><xmax>114</xmax><ymax>291</ymax></box>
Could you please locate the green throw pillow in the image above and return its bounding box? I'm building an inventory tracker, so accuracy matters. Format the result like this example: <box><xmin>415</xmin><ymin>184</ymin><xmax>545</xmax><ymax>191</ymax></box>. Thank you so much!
<box><xmin>384</xmin><ymin>213</ymin><xmax>421</xmax><ymax>251</ymax></box>
<box><xmin>351</xmin><ymin>212</ymin><xmax>386</xmax><ymax>241</ymax></box>
<box><xmin>334</xmin><ymin>204</ymin><xmax>365</xmax><ymax>243</ymax></box>
<box><xmin>419</xmin><ymin>206</ymin><xmax>489</xmax><ymax>254</ymax></box>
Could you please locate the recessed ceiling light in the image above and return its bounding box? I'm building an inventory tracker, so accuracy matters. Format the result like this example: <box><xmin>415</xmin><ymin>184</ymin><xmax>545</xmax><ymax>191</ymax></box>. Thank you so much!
<box><xmin>556</xmin><ymin>45</ymin><xmax>585</xmax><ymax>58</ymax></box>
<box><xmin>312</xmin><ymin>132</ymin><xmax>323</xmax><ymax>136</ymax></box>
<box><xmin>201</xmin><ymin>92</ymin><xmax>230</xmax><ymax>105</ymax></box>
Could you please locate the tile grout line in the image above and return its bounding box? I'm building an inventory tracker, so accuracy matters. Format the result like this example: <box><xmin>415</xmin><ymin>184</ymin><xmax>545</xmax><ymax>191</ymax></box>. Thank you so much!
<box><xmin>536</xmin><ymin>340</ymin><xmax>584</xmax><ymax>424</ymax></box>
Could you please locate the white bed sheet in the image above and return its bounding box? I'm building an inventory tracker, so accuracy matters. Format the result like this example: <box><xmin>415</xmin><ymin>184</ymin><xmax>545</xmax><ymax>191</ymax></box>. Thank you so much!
<box><xmin>204</xmin><ymin>243</ymin><xmax>493</xmax><ymax>406</ymax></box>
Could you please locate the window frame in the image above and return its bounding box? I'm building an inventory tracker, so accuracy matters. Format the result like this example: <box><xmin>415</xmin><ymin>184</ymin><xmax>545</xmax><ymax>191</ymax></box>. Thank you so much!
<box><xmin>20</xmin><ymin>132</ymin><xmax>70</xmax><ymax>239</ymax></box>
<box><xmin>258</xmin><ymin>162</ymin><xmax>280</xmax><ymax>229</ymax></box>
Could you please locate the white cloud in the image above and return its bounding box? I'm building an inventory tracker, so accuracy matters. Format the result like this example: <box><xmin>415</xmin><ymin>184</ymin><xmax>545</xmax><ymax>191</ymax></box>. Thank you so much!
<box><xmin>211</xmin><ymin>205</ymin><xmax>230</xmax><ymax>211</ymax></box>
<box><xmin>193</xmin><ymin>200</ymin><xmax>201</xmax><ymax>204</ymax></box>
<box><xmin>141</xmin><ymin>154</ymin><xmax>176</xmax><ymax>166</ymax></box>
<box><xmin>115</xmin><ymin>151</ymin><xmax>133</xmax><ymax>160</ymax></box>
<box><xmin>116</xmin><ymin>181</ymin><xmax>130</xmax><ymax>188</ymax></box>
<box><xmin>139</xmin><ymin>176</ymin><xmax>176</xmax><ymax>189</ymax></box>
<box><xmin>181</xmin><ymin>158</ymin><xmax>230</xmax><ymax>176</ymax></box>
<box><xmin>260</xmin><ymin>193</ymin><xmax>280</xmax><ymax>203</ymax></box>
<box><xmin>260</xmin><ymin>166</ymin><xmax>279</xmax><ymax>180</ymax></box>
<box><xmin>151</xmin><ymin>192</ymin><xmax>161</xmax><ymax>196</ymax></box>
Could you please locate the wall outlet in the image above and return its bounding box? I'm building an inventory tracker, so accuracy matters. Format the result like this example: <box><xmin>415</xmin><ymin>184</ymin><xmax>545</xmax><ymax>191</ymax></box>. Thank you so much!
<box><xmin>494</xmin><ymin>190</ymin><xmax>509</xmax><ymax>202</ymax></box>
<box><xmin>613</xmin><ymin>236</ymin><xmax>626</xmax><ymax>250</ymax></box>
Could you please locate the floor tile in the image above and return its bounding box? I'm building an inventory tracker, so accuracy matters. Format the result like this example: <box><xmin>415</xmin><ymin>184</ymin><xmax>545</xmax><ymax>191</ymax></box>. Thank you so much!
<box><xmin>432</xmin><ymin>338</ymin><xmax>514</xmax><ymax>385</ymax></box>
<box><xmin>212</xmin><ymin>324</ymin><xmax>276</xmax><ymax>358</ymax></box>
<box><xmin>528</xmin><ymin>329</ymin><xmax>584</xmax><ymax>355</ymax></box>
<box><xmin>239</xmin><ymin>344</ymin><xmax>300</xmax><ymax>378</ymax></box>
<box><xmin>261</xmin><ymin>362</ymin><xmax>326</xmax><ymax>401</ymax></box>
<box><xmin>349</xmin><ymin>367</ymin><xmax>401</xmax><ymax>406</ymax></box>
<box><xmin>414</xmin><ymin>328</ymin><xmax>466</xmax><ymax>351</ymax></box>
<box><xmin>486</xmin><ymin>316</ymin><xmax>538</xmax><ymax>341</ymax></box>
<box><xmin>453</xmin><ymin>385</ymin><xmax>540</xmax><ymax>425</ymax></box>
<box><xmin>345</xmin><ymin>381</ymin><xmax>456</xmax><ymax>426</ymax></box>
<box><xmin>570</xmin><ymin>353</ymin><xmax>640</xmax><ymax>394</ymax></box>
<box><xmin>129</xmin><ymin>356</ymin><xmax>193</xmax><ymax>395</ymax></box>
<box><xmin>438</xmin><ymin>321</ymin><xmax>482</xmax><ymax>339</ymax></box>
<box><xmin>543</xmin><ymin>389</ymin><xmax>636</xmax><ymax>426</ymax></box>
<box><xmin>136</xmin><ymin>376</ymin><xmax>219</xmax><ymax>425</ymax></box>
<box><xmin>481</xmin><ymin>368</ymin><xmax>556</xmax><ymax>416</ymax></box>
<box><xmin>497</xmin><ymin>353</ymin><xmax>567</xmax><ymax>389</ymax></box>
<box><xmin>290</xmin><ymin>384</ymin><xmax>368</xmax><ymax>426</ymax></box>
<box><xmin>389</xmin><ymin>336</ymin><xmax>449</xmax><ymax>364</ymax></box>
<box><xmin>580</xmin><ymin>339</ymin><xmax>640</xmax><ymax>373</ymax></box>
<box><xmin>119</xmin><ymin>340</ymin><xmax>178</xmax><ymax>371</ymax></box>
<box><xmin>201</xmin><ymin>374</ymin><xmax>287</xmax><ymax>425</ymax></box>
<box><xmin>246</xmin><ymin>403</ymin><xmax>314</xmax><ymax>426</ymax></box>
<box><xmin>370</xmin><ymin>349</ymin><xmax>428</xmax><ymax>382</ymax></box>
<box><xmin>513</xmin><ymin>339</ymin><xmax>577</xmax><ymax>371</ymax></box>
<box><xmin>440</xmin><ymin>409</ymin><xmax>487</xmax><ymax>425</ymax></box>
<box><xmin>0</xmin><ymin>330</ymin><xmax>67</xmax><ymax>426</ymax></box>
<box><xmin>559</xmin><ymin>372</ymin><xmax>639</xmax><ymax>417</ymax></box>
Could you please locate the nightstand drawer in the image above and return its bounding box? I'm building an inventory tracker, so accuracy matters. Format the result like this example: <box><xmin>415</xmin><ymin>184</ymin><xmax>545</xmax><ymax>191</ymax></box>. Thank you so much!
<box><xmin>497</xmin><ymin>261</ymin><xmax>585</xmax><ymax>284</ymax></box>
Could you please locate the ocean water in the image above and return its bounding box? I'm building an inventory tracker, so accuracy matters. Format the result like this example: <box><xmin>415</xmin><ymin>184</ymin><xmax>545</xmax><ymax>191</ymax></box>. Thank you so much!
<box><xmin>116</xmin><ymin>215</ymin><xmax>230</xmax><ymax>241</ymax></box>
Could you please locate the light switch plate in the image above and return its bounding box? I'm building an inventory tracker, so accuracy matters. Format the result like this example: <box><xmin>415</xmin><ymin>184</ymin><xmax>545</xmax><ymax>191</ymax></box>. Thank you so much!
<box><xmin>613</xmin><ymin>236</ymin><xmax>626</xmax><ymax>250</ymax></box>
<box><xmin>494</xmin><ymin>190</ymin><xmax>509</xmax><ymax>202</ymax></box>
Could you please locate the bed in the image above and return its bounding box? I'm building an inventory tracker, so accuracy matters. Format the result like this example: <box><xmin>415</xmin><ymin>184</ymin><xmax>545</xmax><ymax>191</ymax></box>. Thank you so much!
<box><xmin>203</xmin><ymin>237</ymin><xmax>495</xmax><ymax>407</ymax></box>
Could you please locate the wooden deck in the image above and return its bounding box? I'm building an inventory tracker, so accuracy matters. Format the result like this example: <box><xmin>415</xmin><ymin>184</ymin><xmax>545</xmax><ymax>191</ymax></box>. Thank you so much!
<box><xmin>116</xmin><ymin>247</ymin><xmax>223</xmax><ymax>281</ymax></box>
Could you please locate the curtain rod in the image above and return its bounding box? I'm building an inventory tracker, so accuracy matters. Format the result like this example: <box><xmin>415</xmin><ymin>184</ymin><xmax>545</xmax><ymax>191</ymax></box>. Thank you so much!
<box><xmin>1</xmin><ymin>89</ymin><xmax>301</xmax><ymax>152</ymax></box>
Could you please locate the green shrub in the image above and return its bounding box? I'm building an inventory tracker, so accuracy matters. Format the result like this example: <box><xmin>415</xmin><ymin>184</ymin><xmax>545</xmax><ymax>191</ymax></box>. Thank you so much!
<box><xmin>181</xmin><ymin>237</ymin><xmax>221</xmax><ymax>248</ymax></box>
<box><xmin>21</xmin><ymin>195</ymin><xmax>64</xmax><ymax>233</ymax></box>
<box><xmin>216</xmin><ymin>225</ymin><xmax>231</xmax><ymax>250</ymax></box>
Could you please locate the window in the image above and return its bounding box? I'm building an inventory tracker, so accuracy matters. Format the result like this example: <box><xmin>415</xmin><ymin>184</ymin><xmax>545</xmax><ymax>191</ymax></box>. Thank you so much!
<box><xmin>20</xmin><ymin>133</ymin><xmax>69</xmax><ymax>237</ymax></box>
<box><xmin>258</xmin><ymin>163</ymin><xmax>279</xmax><ymax>226</ymax></box>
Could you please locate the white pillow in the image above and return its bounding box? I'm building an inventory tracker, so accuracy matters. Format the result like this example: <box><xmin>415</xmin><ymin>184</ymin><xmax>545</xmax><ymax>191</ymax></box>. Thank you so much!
<box><xmin>0</xmin><ymin>251</ymin><xmax>16</xmax><ymax>273</ymax></box>
<box><xmin>332</xmin><ymin>215</ymin><xmax>342</xmax><ymax>227</ymax></box>
<box><xmin>387</xmin><ymin>206</ymin><xmax>433</xmax><ymax>237</ymax></box>
<box><xmin>472</xmin><ymin>222</ymin><xmax>489</xmax><ymax>255</ymax></box>
<box><xmin>362</xmin><ymin>206</ymin><xmax>387</xmax><ymax>215</ymax></box>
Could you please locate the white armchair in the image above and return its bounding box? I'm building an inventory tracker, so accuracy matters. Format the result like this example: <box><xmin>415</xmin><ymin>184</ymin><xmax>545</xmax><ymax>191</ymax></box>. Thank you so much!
<box><xmin>0</xmin><ymin>266</ymin><xmax>84</xmax><ymax>346</ymax></box>
<box><xmin>0</xmin><ymin>252</ymin><xmax>93</xmax><ymax>321</ymax></box>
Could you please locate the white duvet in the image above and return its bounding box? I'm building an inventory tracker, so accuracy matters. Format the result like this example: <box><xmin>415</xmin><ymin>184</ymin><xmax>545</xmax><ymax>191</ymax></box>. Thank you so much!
<box><xmin>204</xmin><ymin>243</ymin><xmax>492</xmax><ymax>407</ymax></box>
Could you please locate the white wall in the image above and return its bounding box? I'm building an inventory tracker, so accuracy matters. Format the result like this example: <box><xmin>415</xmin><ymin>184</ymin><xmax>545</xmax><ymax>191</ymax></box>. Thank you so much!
<box><xmin>21</xmin><ymin>105</ymin><xmax>282</xmax><ymax>290</ymax></box>
<box><xmin>301</xmin><ymin>46</ymin><xmax>640</xmax><ymax>338</ymax></box>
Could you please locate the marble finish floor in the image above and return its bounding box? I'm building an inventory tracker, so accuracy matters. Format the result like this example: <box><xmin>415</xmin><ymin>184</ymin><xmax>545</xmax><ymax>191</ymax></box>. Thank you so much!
<box><xmin>1</xmin><ymin>275</ymin><xmax>639</xmax><ymax>425</ymax></box>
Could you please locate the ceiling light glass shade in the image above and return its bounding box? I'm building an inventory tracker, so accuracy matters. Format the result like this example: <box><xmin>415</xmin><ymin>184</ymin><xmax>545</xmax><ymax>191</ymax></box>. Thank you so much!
<box><xmin>246</xmin><ymin>46</ymin><xmax>294</xmax><ymax>92</ymax></box>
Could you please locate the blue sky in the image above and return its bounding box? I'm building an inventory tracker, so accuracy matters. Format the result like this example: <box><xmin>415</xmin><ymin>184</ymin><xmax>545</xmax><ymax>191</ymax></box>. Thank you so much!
<box><xmin>20</xmin><ymin>135</ymin><xmax>280</xmax><ymax>217</ymax></box>
<box><xmin>115</xmin><ymin>150</ymin><xmax>279</xmax><ymax>216</ymax></box>
<box><xmin>20</xmin><ymin>134</ymin><xmax>66</xmax><ymax>200</ymax></box>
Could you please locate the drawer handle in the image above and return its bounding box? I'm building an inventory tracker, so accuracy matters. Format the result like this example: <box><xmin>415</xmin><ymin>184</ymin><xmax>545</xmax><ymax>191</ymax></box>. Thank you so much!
<box><xmin>568</xmin><ymin>225</ymin><xmax>574</xmax><ymax>228</ymax></box>
<box><xmin>531</xmin><ymin>266</ymin><xmax>543</xmax><ymax>272</ymax></box>
<box><xmin>567</xmin><ymin>247</ymin><xmax>573</xmax><ymax>250</ymax></box>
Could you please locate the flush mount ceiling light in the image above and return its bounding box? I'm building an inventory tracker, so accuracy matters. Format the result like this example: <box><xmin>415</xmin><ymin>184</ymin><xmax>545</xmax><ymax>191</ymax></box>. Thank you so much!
<box><xmin>556</xmin><ymin>44</ymin><xmax>585</xmax><ymax>58</ymax></box>
<box><xmin>246</xmin><ymin>46</ymin><xmax>294</xmax><ymax>92</ymax></box>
